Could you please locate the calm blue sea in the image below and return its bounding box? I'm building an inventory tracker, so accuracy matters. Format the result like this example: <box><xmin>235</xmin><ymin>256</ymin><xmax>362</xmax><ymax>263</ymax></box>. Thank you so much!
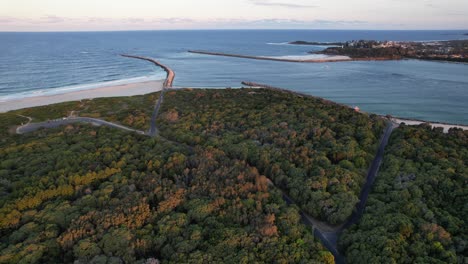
<box><xmin>0</xmin><ymin>30</ymin><xmax>467</xmax><ymax>124</ymax></box>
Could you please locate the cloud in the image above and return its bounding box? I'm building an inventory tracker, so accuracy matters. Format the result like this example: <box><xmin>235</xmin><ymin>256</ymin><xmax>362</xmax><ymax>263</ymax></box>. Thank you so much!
<box><xmin>0</xmin><ymin>16</ymin><xmax>372</xmax><ymax>30</ymax></box>
<box><xmin>87</xmin><ymin>17</ymin><xmax>111</xmax><ymax>23</ymax></box>
<box><xmin>0</xmin><ymin>15</ymin><xmax>197</xmax><ymax>30</ymax></box>
<box><xmin>125</xmin><ymin>18</ymin><xmax>146</xmax><ymax>24</ymax></box>
<box><xmin>423</xmin><ymin>0</ymin><xmax>436</xmax><ymax>8</ymax></box>
<box><xmin>0</xmin><ymin>13</ymin><xmax>464</xmax><ymax>31</ymax></box>
<box><xmin>40</xmin><ymin>15</ymin><xmax>66</xmax><ymax>24</ymax></box>
<box><xmin>250</xmin><ymin>0</ymin><xmax>318</xmax><ymax>8</ymax></box>
<box><xmin>444</xmin><ymin>12</ymin><xmax>468</xmax><ymax>16</ymax></box>
<box><xmin>0</xmin><ymin>15</ymin><xmax>75</xmax><ymax>24</ymax></box>
<box><xmin>204</xmin><ymin>18</ymin><xmax>371</xmax><ymax>29</ymax></box>
<box><xmin>312</xmin><ymin>19</ymin><xmax>368</xmax><ymax>25</ymax></box>
<box><xmin>0</xmin><ymin>17</ymin><xmax>14</xmax><ymax>23</ymax></box>
<box><xmin>151</xmin><ymin>18</ymin><xmax>195</xmax><ymax>24</ymax></box>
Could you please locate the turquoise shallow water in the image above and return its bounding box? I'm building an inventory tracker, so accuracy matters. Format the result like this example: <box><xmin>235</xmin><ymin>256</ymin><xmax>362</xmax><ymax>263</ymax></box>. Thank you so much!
<box><xmin>0</xmin><ymin>30</ymin><xmax>467</xmax><ymax>124</ymax></box>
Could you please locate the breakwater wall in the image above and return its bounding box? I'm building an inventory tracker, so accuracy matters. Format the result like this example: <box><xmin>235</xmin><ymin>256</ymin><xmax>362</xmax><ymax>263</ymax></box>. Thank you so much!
<box><xmin>189</xmin><ymin>50</ymin><xmax>403</xmax><ymax>63</ymax></box>
<box><xmin>188</xmin><ymin>50</ymin><xmax>353</xmax><ymax>63</ymax></box>
<box><xmin>121</xmin><ymin>54</ymin><xmax>175</xmax><ymax>88</ymax></box>
<box><xmin>121</xmin><ymin>54</ymin><xmax>176</xmax><ymax>136</ymax></box>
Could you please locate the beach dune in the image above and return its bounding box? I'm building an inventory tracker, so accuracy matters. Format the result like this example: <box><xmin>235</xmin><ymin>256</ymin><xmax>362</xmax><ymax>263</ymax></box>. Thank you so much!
<box><xmin>0</xmin><ymin>80</ymin><xmax>164</xmax><ymax>113</ymax></box>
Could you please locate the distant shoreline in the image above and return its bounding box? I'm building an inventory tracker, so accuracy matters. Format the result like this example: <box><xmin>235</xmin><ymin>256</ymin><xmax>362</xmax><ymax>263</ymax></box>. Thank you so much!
<box><xmin>307</xmin><ymin>39</ymin><xmax>468</xmax><ymax>62</ymax></box>
<box><xmin>241</xmin><ymin>81</ymin><xmax>468</xmax><ymax>130</ymax></box>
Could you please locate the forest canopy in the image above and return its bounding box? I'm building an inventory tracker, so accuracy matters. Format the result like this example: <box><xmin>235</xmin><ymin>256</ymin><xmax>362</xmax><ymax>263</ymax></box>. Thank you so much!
<box><xmin>156</xmin><ymin>88</ymin><xmax>386</xmax><ymax>225</ymax></box>
<box><xmin>0</xmin><ymin>124</ymin><xmax>333</xmax><ymax>263</ymax></box>
<box><xmin>3</xmin><ymin>88</ymin><xmax>463</xmax><ymax>263</ymax></box>
<box><xmin>0</xmin><ymin>88</ymin><xmax>364</xmax><ymax>263</ymax></box>
<box><xmin>340</xmin><ymin>125</ymin><xmax>468</xmax><ymax>263</ymax></box>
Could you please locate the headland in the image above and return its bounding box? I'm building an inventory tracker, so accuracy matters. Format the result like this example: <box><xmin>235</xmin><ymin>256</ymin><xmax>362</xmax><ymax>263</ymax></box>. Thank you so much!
<box><xmin>301</xmin><ymin>39</ymin><xmax>468</xmax><ymax>62</ymax></box>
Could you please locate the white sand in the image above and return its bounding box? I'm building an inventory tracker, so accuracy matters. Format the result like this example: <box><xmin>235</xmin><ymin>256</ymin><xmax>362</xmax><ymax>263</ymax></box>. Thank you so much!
<box><xmin>264</xmin><ymin>54</ymin><xmax>351</xmax><ymax>61</ymax></box>
<box><xmin>0</xmin><ymin>80</ymin><xmax>164</xmax><ymax>113</ymax></box>
<box><xmin>393</xmin><ymin>118</ymin><xmax>468</xmax><ymax>133</ymax></box>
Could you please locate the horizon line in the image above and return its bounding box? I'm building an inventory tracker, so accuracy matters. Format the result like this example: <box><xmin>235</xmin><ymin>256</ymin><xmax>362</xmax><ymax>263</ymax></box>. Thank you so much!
<box><xmin>1</xmin><ymin>28</ymin><xmax>467</xmax><ymax>33</ymax></box>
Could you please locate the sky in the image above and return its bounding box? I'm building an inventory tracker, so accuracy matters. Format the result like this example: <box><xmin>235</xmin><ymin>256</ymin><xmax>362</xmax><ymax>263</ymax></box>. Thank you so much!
<box><xmin>0</xmin><ymin>0</ymin><xmax>467</xmax><ymax>31</ymax></box>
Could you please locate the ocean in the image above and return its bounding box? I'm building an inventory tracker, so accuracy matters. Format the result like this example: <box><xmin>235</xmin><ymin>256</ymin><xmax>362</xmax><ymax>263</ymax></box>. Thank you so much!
<box><xmin>0</xmin><ymin>30</ymin><xmax>467</xmax><ymax>124</ymax></box>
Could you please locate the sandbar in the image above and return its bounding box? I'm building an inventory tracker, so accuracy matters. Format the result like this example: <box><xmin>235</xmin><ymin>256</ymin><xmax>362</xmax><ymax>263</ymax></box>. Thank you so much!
<box><xmin>264</xmin><ymin>54</ymin><xmax>352</xmax><ymax>62</ymax></box>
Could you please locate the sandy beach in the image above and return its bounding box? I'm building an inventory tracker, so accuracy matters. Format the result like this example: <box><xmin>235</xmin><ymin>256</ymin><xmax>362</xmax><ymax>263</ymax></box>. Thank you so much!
<box><xmin>393</xmin><ymin>118</ymin><xmax>468</xmax><ymax>132</ymax></box>
<box><xmin>0</xmin><ymin>80</ymin><xmax>164</xmax><ymax>113</ymax></box>
<box><xmin>265</xmin><ymin>54</ymin><xmax>352</xmax><ymax>62</ymax></box>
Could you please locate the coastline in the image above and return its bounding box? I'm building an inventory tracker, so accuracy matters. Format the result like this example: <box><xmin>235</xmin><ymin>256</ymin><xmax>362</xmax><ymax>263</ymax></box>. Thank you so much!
<box><xmin>241</xmin><ymin>81</ymin><xmax>468</xmax><ymax>132</ymax></box>
<box><xmin>1</xmin><ymin>77</ymin><xmax>466</xmax><ymax>133</ymax></box>
<box><xmin>0</xmin><ymin>80</ymin><xmax>164</xmax><ymax>113</ymax></box>
<box><xmin>392</xmin><ymin>117</ymin><xmax>468</xmax><ymax>133</ymax></box>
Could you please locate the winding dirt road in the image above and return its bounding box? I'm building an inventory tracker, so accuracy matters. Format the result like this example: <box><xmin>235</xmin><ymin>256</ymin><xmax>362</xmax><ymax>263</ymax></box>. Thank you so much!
<box><xmin>242</xmin><ymin>81</ymin><xmax>400</xmax><ymax>263</ymax></box>
<box><xmin>16</xmin><ymin>116</ymin><xmax>146</xmax><ymax>135</ymax></box>
<box><xmin>280</xmin><ymin>121</ymin><xmax>397</xmax><ymax>264</ymax></box>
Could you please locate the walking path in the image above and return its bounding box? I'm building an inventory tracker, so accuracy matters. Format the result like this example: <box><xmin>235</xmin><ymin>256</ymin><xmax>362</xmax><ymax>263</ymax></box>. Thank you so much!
<box><xmin>17</xmin><ymin>114</ymin><xmax>32</xmax><ymax>126</ymax></box>
<box><xmin>121</xmin><ymin>54</ymin><xmax>175</xmax><ymax>136</ymax></box>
